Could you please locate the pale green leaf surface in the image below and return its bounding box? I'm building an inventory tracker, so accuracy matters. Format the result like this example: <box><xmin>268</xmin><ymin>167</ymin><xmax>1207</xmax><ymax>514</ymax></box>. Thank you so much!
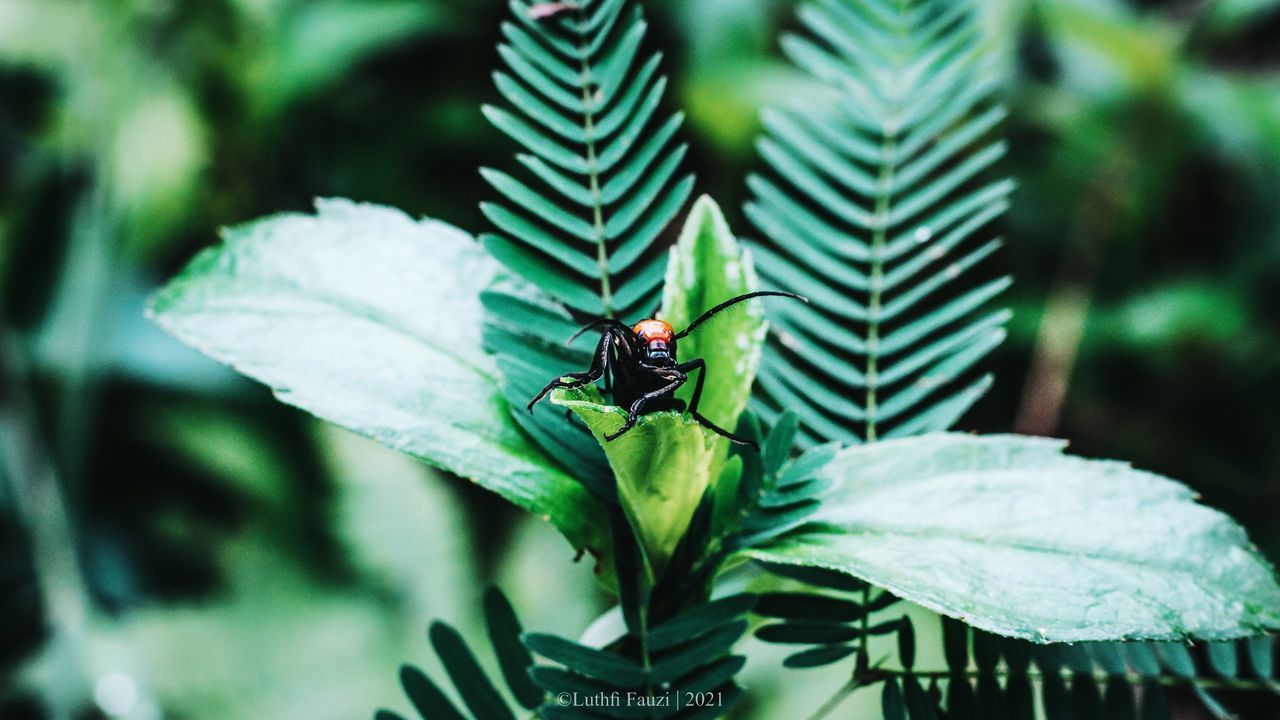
<box><xmin>749</xmin><ymin>433</ymin><xmax>1280</xmax><ymax>642</ymax></box>
<box><xmin>148</xmin><ymin>198</ymin><xmax>604</xmax><ymax>551</ymax></box>
<box><xmin>553</xmin><ymin>387</ymin><xmax>716</xmax><ymax>572</ymax></box>
<box><xmin>660</xmin><ymin>196</ymin><xmax>767</xmax><ymax>438</ymax></box>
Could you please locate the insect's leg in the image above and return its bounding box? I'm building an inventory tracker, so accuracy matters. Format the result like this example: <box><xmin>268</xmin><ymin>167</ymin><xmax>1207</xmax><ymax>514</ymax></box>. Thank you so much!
<box><xmin>601</xmin><ymin>335</ymin><xmax>614</xmax><ymax>397</ymax></box>
<box><xmin>606</xmin><ymin>326</ymin><xmax>641</xmax><ymax>406</ymax></box>
<box><xmin>604</xmin><ymin>372</ymin><xmax>687</xmax><ymax>441</ymax></box>
<box><xmin>678</xmin><ymin>359</ymin><xmax>759</xmax><ymax>449</ymax></box>
<box><xmin>528</xmin><ymin>371</ymin><xmax>595</xmax><ymax>413</ymax></box>
<box><xmin>527</xmin><ymin>332</ymin><xmax>611</xmax><ymax>412</ymax></box>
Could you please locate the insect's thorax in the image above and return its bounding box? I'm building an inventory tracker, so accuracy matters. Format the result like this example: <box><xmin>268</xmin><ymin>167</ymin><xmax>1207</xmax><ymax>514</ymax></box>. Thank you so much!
<box><xmin>631</xmin><ymin>318</ymin><xmax>675</xmax><ymax>342</ymax></box>
<box><xmin>607</xmin><ymin>328</ymin><xmax>684</xmax><ymax>414</ymax></box>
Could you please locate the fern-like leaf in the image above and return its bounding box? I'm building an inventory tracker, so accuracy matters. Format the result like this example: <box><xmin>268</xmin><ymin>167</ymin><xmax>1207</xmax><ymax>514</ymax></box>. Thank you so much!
<box><xmin>481</xmin><ymin>280</ymin><xmax>614</xmax><ymax>498</ymax></box>
<box><xmin>936</xmin><ymin>618</ymin><xmax>1280</xmax><ymax>720</ymax></box>
<box><xmin>753</xmin><ymin>584</ymin><xmax>904</xmax><ymax>670</ymax></box>
<box><xmin>479</xmin><ymin>0</ymin><xmax>694</xmax><ymax>493</ymax></box>
<box><xmin>524</xmin><ymin>508</ymin><xmax>755</xmax><ymax>719</ymax></box>
<box><xmin>777</xmin><ymin>620</ymin><xmax>1277</xmax><ymax>719</ymax></box>
<box><xmin>747</xmin><ymin>0</ymin><xmax>1012</xmax><ymax>447</ymax></box>
<box><xmin>385</xmin><ymin>588</ymin><xmax>745</xmax><ymax>720</ymax></box>
<box><xmin>524</xmin><ymin>595</ymin><xmax>753</xmax><ymax>718</ymax></box>
<box><xmin>483</xmin><ymin>0</ymin><xmax>694</xmax><ymax>319</ymax></box>
<box><xmin>382</xmin><ymin>588</ymin><xmax>542</xmax><ymax>720</ymax></box>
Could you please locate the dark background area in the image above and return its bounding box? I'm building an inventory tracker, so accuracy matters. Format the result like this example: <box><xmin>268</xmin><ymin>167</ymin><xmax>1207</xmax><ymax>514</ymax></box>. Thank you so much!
<box><xmin>1</xmin><ymin>0</ymin><xmax>1278</xmax><ymax>718</ymax></box>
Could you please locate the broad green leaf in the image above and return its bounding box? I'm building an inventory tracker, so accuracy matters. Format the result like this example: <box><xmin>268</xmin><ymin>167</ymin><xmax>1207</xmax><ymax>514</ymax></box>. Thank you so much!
<box><xmin>148</xmin><ymin>199</ymin><xmax>605</xmax><ymax>552</ymax></box>
<box><xmin>553</xmin><ymin>386</ymin><xmax>717</xmax><ymax>573</ymax></box>
<box><xmin>749</xmin><ymin>434</ymin><xmax>1280</xmax><ymax>642</ymax></box>
<box><xmin>660</xmin><ymin>196</ymin><xmax>767</xmax><ymax>447</ymax></box>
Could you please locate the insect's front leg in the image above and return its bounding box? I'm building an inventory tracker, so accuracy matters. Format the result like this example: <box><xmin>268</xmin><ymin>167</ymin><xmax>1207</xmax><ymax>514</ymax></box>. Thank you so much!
<box><xmin>527</xmin><ymin>332</ymin><xmax>612</xmax><ymax>411</ymax></box>
<box><xmin>604</xmin><ymin>367</ymin><xmax>687</xmax><ymax>441</ymax></box>
<box><xmin>678</xmin><ymin>358</ymin><xmax>759</xmax><ymax>449</ymax></box>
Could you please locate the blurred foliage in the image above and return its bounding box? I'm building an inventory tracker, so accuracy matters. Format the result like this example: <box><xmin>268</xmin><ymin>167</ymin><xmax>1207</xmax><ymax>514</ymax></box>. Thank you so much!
<box><xmin>0</xmin><ymin>0</ymin><xmax>1278</xmax><ymax>718</ymax></box>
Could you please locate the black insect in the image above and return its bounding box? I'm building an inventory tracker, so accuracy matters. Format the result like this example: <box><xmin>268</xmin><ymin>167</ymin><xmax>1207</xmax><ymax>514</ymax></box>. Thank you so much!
<box><xmin>528</xmin><ymin>291</ymin><xmax>807</xmax><ymax>447</ymax></box>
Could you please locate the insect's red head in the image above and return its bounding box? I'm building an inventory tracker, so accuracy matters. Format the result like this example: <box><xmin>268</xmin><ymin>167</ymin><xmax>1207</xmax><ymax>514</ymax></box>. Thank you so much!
<box><xmin>632</xmin><ymin>319</ymin><xmax>676</xmax><ymax>367</ymax></box>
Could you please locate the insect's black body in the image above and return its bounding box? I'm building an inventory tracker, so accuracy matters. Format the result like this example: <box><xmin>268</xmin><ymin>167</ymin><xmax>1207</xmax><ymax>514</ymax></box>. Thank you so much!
<box><xmin>528</xmin><ymin>291</ymin><xmax>807</xmax><ymax>447</ymax></box>
<box><xmin>606</xmin><ymin>346</ymin><xmax>680</xmax><ymax>414</ymax></box>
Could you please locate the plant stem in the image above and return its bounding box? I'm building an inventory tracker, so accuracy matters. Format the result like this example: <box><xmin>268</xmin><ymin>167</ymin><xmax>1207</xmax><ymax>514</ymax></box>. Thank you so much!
<box><xmin>865</xmin><ymin>139</ymin><xmax>895</xmax><ymax>443</ymax></box>
<box><xmin>41</xmin><ymin>180</ymin><xmax>116</xmax><ymax>484</ymax></box>
<box><xmin>863</xmin><ymin>0</ymin><xmax>913</xmax><ymax>443</ymax></box>
<box><xmin>865</xmin><ymin>2</ymin><xmax>906</xmax><ymax>443</ymax></box>
<box><xmin>0</xmin><ymin>330</ymin><xmax>96</xmax><ymax>717</ymax></box>
<box><xmin>858</xmin><ymin>585</ymin><xmax>871</xmax><ymax>673</ymax></box>
<box><xmin>640</xmin><ymin>634</ymin><xmax>657</xmax><ymax>720</ymax></box>
<box><xmin>1014</xmin><ymin>148</ymin><xmax>1131</xmax><ymax>435</ymax></box>
<box><xmin>635</xmin><ymin>586</ymin><xmax>657</xmax><ymax>720</ymax></box>
<box><xmin>574</xmin><ymin>6</ymin><xmax>614</xmax><ymax>318</ymax></box>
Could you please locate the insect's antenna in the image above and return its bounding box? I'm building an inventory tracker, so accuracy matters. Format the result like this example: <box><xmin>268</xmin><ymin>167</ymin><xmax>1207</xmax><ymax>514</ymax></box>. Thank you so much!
<box><xmin>673</xmin><ymin>291</ymin><xmax>808</xmax><ymax>339</ymax></box>
<box><xmin>566</xmin><ymin>318</ymin><xmax>632</xmax><ymax>346</ymax></box>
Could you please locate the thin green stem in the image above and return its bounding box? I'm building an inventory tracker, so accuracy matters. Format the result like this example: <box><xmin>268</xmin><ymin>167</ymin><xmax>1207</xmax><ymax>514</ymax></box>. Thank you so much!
<box><xmin>865</xmin><ymin>136</ymin><xmax>897</xmax><ymax>443</ymax></box>
<box><xmin>630</xmin><ymin>554</ymin><xmax>657</xmax><ymax>720</ymax></box>
<box><xmin>574</xmin><ymin>7</ymin><xmax>614</xmax><ymax>318</ymax></box>
<box><xmin>46</xmin><ymin>180</ymin><xmax>116</xmax><ymax>483</ymax></box>
<box><xmin>0</xmin><ymin>331</ymin><xmax>96</xmax><ymax>716</ymax></box>
<box><xmin>863</xmin><ymin>0</ymin><xmax>915</xmax><ymax>444</ymax></box>
<box><xmin>639</xmin><ymin>618</ymin><xmax>657</xmax><ymax>720</ymax></box>
<box><xmin>858</xmin><ymin>585</ymin><xmax>872</xmax><ymax>672</ymax></box>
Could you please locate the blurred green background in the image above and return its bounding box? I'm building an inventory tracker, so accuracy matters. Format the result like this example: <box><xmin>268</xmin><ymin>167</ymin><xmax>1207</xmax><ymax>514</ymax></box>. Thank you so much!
<box><xmin>1</xmin><ymin>0</ymin><xmax>1278</xmax><ymax>718</ymax></box>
